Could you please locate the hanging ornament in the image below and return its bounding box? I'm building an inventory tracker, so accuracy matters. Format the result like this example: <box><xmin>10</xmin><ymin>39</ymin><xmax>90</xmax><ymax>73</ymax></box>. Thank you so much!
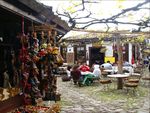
<box><xmin>47</xmin><ymin>43</ymin><xmax>53</xmax><ymax>54</ymax></box>
<box><xmin>52</xmin><ymin>47</ymin><xmax>59</xmax><ymax>55</ymax></box>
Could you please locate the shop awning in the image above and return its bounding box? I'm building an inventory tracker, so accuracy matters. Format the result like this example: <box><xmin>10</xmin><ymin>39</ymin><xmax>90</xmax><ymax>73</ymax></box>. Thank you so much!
<box><xmin>0</xmin><ymin>0</ymin><xmax>71</xmax><ymax>36</ymax></box>
<box><xmin>0</xmin><ymin>0</ymin><xmax>43</xmax><ymax>24</ymax></box>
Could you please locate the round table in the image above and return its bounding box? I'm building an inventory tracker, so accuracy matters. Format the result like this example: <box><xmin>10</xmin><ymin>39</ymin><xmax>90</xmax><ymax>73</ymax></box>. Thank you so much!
<box><xmin>131</xmin><ymin>73</ymin><xmax>141</xmax><ymax>76</ymax></box>
<box><xmin>107</xmin><ymin>74</ymin><xmax>130</xmax><ymax>78</ymax></box>
<box><xmin>104</xmin><ymin>70</ymin><xmax>114</xmax><ymax>73</ymax></box>
<box><xmin>103</xmin><ymin>69</ymin><xmax>118</xmax><ymax>74</ymax></box>
<box><xmin>107</xmin><ymin>74</ymin><xmax>130</xmax><ymax>89</ymax></box>
<box><xmin>81</xmin><ymin>71</ymin><xmax>92</xmax><ymax>75</ymax></box>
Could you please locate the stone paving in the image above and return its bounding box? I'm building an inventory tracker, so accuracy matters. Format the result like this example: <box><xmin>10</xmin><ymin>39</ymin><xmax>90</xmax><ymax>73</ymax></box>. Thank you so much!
<box><xmin>57</xmin><ymin>76</ymin><xmax>150</xmax><ymax>113</ymax></box>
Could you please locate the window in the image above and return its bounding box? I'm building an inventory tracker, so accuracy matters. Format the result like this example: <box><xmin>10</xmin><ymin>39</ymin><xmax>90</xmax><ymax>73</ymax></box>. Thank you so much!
<box><xmin>76</xmin><ymin>46</ymin><xmax>86</xmax><ymax>63</ymax></box>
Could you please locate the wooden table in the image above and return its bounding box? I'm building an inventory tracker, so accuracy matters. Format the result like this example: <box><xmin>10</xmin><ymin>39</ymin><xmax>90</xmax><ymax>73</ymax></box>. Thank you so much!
<box><xmin>131</xmin><ymin>73</ymin><xmax>141</xmax><ymax>76</ymax></box>
<box><xmin>104</xmin><ymin>70</ymin><xmax>114</xmax><ymax>73</ymax></box>
<box><xmin>81</xmin><ymin>71</ymin><xmax>92</xmax><ymax>75</ymax></box>
<box><xmin>103</xmin><ymin>69</ymin><xmax>118</xmax><ymax>74</ymax></box>
<box><xmin>107</xmin><ymin>74</ymin><xmax>130</xmax><ymax>89</ymax></box>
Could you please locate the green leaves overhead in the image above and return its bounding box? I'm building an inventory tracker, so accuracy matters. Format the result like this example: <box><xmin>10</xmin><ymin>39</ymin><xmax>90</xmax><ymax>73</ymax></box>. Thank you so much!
<box><xmin>122</xmin><ymin>34</ymin><xmax>147</xmax><ymax>44</ymax></box>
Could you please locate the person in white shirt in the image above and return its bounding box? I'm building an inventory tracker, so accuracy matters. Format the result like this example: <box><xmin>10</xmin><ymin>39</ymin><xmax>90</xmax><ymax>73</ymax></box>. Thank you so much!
<box><xmin>92</xmin><ymin>62</ymin><xmax>101</xmax><ymax>78</ymax></box>
<box><xmin>66</xmin><ymin>66</ymin><xmax>72</xmax><ymax>78</ymax></box>
<box><xmin>101</xmin><ymin>61</ymin><xmax>113</xmax><ymax>70</ymax></box>
<box><xmin>92</xmin><ymin>67</ymin><xmax>101</xmax><ymax>78</ymax></box>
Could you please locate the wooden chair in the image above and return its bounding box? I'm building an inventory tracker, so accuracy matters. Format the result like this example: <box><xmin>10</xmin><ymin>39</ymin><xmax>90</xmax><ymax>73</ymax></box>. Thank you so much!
<box><xmin>142</xmin><ymin>77</ymin><xmax>150</xmax><ymax>87</ymax></box>
<box><xmin>127</xmin><ymin>75</ymin><xmax>141</xmax><ymax>83</ymax></box>
<box><xmin>124</xmin><ymin>82</ymin><xmax>139</xmax><ymax>95</ymax></box>
<box><xmin>124</xmin><ymin>75</ymin><xmax>141</xmax><ymax>95</ymax></box>
<box><xmin>101</xmin><ymin>71</ymin><xmax>108</xmax><ymax>78</ymax></box>
<box><xmin>99</xmin><ymin>79</ymin><xmax>112</xmax><ymax>90</ymax></box>
<box><xmin>134</xmin><ymin>67</ymin><xmax>142</xmax><ymax>74</ymax></box>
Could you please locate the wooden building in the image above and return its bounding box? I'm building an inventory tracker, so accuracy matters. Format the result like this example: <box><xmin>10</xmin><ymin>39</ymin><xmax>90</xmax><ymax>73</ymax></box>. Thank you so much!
<box><xmin>61</xmin><ymin>32</ymin><xmax>145</xmax><ymax>67</ymax></box>
<box><xmin>61</xmin><ymin>33</ymin><xmax>106</xmax><ymax>66</ymax></box>
<box><xmin>0</xmin><ymin>0</ymin><xmax>70</xmax><ymax>112</ymax></box>
<box><xmin>0</xmin><ymin>0</ymin><xmax>70</xmax><ymax>86</ymax></box>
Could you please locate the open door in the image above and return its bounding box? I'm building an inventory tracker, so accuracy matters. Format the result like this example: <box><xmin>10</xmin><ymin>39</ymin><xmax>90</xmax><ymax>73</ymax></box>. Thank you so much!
<box><xmin>89</xmin><ymin>47</ymin><xmax>105</xmax><ymax>67</ymax></box>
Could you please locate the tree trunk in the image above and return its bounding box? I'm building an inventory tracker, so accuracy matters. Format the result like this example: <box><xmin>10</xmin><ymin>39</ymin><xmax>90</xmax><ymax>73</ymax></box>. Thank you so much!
<box><xmin>116</xmin><ymin>34</ymin><xmax>123</xmax><ymax>89</ymax></box>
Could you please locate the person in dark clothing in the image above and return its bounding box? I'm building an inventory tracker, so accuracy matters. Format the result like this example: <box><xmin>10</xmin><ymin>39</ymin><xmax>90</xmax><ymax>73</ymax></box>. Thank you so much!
<box><xmin>71</xmin><ymin>65</ymin><xmax>82</xmax><ymax>85</ymax></box>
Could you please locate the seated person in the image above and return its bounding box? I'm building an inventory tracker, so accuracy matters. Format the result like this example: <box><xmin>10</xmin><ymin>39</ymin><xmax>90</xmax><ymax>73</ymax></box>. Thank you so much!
<box><xmin>71</xmin><ymin>65</ymin><xmax>82</xmax><ymax>85</ymax></box>
<box><xmin>123</xmin><ymin>61</ymin><xmax>133</xmax><ymax>67</ymax></box>
<box><xmin>123</xmin><ymin>61</ymin><xmax>133</xmax><ymax>74</ymax></box>
<box><xmin>100</xmin><ymin>65</ymin><xmax>105</xmax><ymax>72</ymax></box>
<box><xmin>92</xmin><ymin>66</ymin><xmax>101</xmax><ymax>79</ymax></box>
<box><xmin>66</xmin><ymin>65</ymin><xmax>72</xmax><ymax>78</ymax></box>
<box><xmin>101</xmin><ymin>61</ymin><xmax>113</xmax><ymax>70</ymax></box>
<box><xmin>91</xmin><ymin>61</ymin><xmax>100</xmax><ymax>71</ymax></box>
<box><xmin>79</xmin><ymin>62</ymin><xmax>90</xmax><ymax>72</ymax></box>
<box><xmin>92</xmin><ymin>61</ymin><xmax>101</xmax><ymax>78</ymax></box>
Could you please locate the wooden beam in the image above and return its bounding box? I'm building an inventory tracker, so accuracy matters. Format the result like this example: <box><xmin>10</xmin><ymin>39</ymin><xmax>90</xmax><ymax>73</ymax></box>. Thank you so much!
<box><xmin>0</xmin><ymin>0</ymin><xmax>43</xmax><ymax>24</ymax></box>
<box><xmin>72</xmin><ymin>28</ymin><xmax>150</xmax><ymax>35</ymax></box>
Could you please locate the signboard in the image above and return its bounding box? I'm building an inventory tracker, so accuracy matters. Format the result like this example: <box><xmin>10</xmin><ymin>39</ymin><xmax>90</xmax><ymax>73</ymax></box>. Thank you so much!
<box><xmin>105</xmin><ymin>57</ymin><xmax>115</xmax><ymax>63</ymax></box>
<box><xmin>67</xmin><ymin>47</ymin><xmax>74</xmax><ymax>53</ymax></box>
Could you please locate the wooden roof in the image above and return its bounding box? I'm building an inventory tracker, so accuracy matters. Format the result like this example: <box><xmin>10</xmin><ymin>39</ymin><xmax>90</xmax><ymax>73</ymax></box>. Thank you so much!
<box><xmin>64</xmin><ymin>37</ymin><xmax>99</xmax><ymax>44</ymax></box>
<box><xmin>63</xmin><ymin>30</ymin><xmax>150</xmax><ymax>45</ymax></box>
<box><xmin>65</xmin><ymin>30</ymin><xmax>150</xmax><ymax>40</ymax></box>
<box><xmin>1</xmin><ymin>0</ymin><xmax>70</xmax><ymax>35</ymax></box>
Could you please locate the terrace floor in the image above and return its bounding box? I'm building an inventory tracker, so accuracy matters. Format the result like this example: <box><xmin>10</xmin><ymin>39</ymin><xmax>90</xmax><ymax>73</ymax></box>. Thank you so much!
<box><xmin>57</xmin><ymin>69</ymin><xmax>150</xmax><ymax>113</ymax></box>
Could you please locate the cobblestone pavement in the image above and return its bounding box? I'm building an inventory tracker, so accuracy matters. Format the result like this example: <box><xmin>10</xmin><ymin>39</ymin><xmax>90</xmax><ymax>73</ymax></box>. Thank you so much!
<box><xmin>57</xmin><ymin>76</ymin><xmax>150</xmax><ymax>113</ymax></box>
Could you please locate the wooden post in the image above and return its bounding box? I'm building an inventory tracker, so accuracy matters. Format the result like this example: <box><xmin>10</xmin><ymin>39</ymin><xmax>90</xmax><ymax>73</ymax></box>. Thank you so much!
<box><xmin>116</xmin><ymin>34</ymin><xmax>123</xmax><ymax>89</ymax></box>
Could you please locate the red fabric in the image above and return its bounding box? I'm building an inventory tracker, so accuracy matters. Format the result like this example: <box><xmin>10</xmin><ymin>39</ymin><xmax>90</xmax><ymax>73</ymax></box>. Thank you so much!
<box><xmin>132</xmin><ymin>56</ymin><xmax>135</xmax><ymax>64</ymax></box>
<box><xmin>79</xmin><ymin>65</ymin><xmax>90</xmax><ymax>72</ymax></box>
<box><xmin>19</xmin><ymin>47</ymin><xmax>30</xmax><ymax>63</ymax></box>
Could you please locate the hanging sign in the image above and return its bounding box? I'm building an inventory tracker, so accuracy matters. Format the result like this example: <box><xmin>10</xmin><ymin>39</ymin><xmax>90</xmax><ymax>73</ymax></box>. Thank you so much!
<box><xmin>67</xmin><ymin>45</ymin><xmax>74</xmax><ymax>53</ymax></box>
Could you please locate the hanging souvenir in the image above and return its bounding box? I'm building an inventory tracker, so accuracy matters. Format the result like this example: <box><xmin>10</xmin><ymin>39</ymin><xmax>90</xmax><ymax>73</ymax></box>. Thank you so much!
<box><xmin>41</xmin><ymin>31</ymin><xmax>47</xmax><ymax>45</ymax></box>
<box><xmin>54</xmin><ymin>54</ymin><xmax>64</xmax><ymax>66</ymax></box>
<box><xmin>52</xmin><ymin>47</ymin><xmax>59</xmax><ymax>55</ymax></box>
<box><xmin>47</xmin><ymin>43</ymin><xmax>53</xmax><ymax>54</ymax></box>
<box><xmin>32</xmin><ymin>32</ymin><xmax>39</xmax><ymax>52</ymax></box>
<box><xmin>38</xmin><ymin>49</ymin><xmax>47</xmax><ymax>57</ymax></box>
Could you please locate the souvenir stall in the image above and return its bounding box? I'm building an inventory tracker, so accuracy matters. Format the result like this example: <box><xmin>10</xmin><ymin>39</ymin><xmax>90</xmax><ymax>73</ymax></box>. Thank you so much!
<box><xmin>15</xmin><ymin>24</ymin><xmax>63</xmax><ymax>112</ymax></box>
<box><xmin>0</xmin><ymin>25</ymin><xmax>63</xmax><ymax>113</ymax></box>
<box><xmin>0</xmin><ymin>0</ymin><xmax>69</xmax><ymax>112</ymax></box>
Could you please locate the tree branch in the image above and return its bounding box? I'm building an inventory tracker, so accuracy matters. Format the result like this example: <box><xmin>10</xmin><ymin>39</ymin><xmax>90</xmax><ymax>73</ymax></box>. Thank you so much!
<box><xmin>82</xmin><ymin>0</ymin><xmax>85</xmax><ymax>11</ymax></box>
<box><xmin>56</xmin><ymin>0</ymin><xmax>150</xmax><ymax>31</ymax></box>
<box><xmin>107</xmin><ymin>0</ymin><xmax>149</xmax><ymax>20</ymax></box>
<box><xmin>73</xmin><ymin>11</ymin><xmax>92</xmax><ymax>19</ymax></box>
<box><xmin>105</xmin><ymin>23</ymin><xmax>110</xmax><ymax>32</ymax></box>
<box><xmin>69</xmin><ymin>0</ymin><xmax>100</xmax><ymax>14</ymax></box>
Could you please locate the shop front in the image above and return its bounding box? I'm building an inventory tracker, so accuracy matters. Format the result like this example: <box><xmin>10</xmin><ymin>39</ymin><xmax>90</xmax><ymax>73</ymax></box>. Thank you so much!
<box><xmin>0</xmin><ymin>0</ymin><xmax>70</xmax><ymax>112</ymax></box>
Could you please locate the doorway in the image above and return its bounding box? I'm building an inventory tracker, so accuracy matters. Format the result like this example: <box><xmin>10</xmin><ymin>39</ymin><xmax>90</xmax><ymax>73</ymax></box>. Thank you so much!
<box><xmin>89</xmin><ymin>47</ymin><xmax>105</xmax><ymax>66</ymax></box>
